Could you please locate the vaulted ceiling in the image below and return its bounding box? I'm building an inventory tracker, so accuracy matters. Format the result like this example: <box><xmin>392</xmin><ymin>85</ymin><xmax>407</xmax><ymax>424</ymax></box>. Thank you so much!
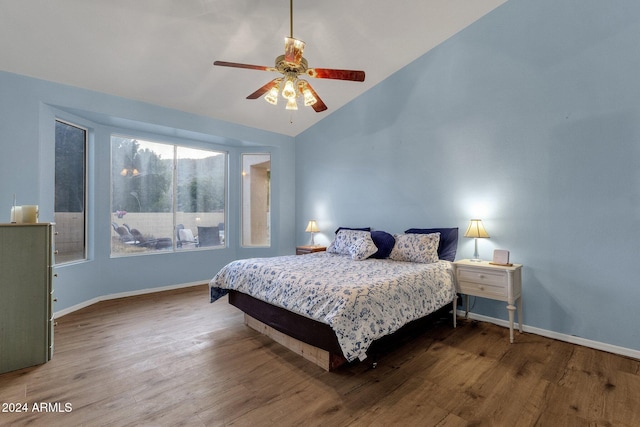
<box><xmin>0</xmin><ymin>0</ymin><xmax>507</xmax><ymax>136</ymax></box>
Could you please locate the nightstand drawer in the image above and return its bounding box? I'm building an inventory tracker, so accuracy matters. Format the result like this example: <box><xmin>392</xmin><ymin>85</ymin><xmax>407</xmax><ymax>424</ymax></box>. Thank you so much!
<box><xmin>457</xmin><ymin>268</ymin><xmax>507</xmax><ymax>288</ymax></box>
<box><xmin>457</xmin><ymin>279</ymin><xmax>506</xmax><ymax>299</ymax></box>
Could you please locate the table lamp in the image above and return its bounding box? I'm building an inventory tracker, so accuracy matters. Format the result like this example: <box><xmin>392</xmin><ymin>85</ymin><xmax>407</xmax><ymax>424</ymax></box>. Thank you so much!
<box><xmin>305</xmin><ymin>220</ymin><xmax>319</xmax><ymax>246</ymax></box>
<box><xmin>464</xmin><ymin>219</ymin><xmax>489</xmax><ymax>262</ymax></box>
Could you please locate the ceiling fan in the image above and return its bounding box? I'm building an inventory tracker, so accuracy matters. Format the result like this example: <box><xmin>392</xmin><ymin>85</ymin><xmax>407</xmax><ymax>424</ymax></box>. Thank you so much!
<box><xmin>213</xmin><ymin>0</ymin><xmax>365</xmax><ymax>113</ymax></box>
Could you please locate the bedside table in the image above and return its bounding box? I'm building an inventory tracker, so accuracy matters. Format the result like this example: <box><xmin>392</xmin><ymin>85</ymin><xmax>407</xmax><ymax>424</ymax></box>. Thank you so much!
<box><xmin>296</xmin><ymin>245</ymin><xmax>326</xmax><ymax>255</ymax></box>
<box><xmin>453</xmin><ymin>259</ymin><xmax>523</xmax><ymax>343</ymax></box>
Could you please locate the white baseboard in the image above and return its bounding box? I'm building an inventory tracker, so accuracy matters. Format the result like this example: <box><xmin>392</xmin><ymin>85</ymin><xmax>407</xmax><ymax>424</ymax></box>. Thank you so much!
<box><xmin>458</xmin><ymin>309</ymin><xmax>640</xmax><ymax>361</ymax></box>
<box><xmin>53</xmin><ymin>281</ymin><xmax>208</xmax><ymax>319</ymax></box>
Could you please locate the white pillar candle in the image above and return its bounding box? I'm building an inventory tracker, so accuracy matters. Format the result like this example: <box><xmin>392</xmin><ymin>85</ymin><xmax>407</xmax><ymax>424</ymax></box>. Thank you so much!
<box><xmin>10</xmin><ymin>206</ymin><xmax>23</xmax><ymax>223</ymax></box>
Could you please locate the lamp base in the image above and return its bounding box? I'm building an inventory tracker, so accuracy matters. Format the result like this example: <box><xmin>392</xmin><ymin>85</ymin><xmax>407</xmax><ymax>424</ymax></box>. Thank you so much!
<box><xmin>471</xmin><ymin>238</ymin><xmax>481</xmax><ymax>262</ymax></box>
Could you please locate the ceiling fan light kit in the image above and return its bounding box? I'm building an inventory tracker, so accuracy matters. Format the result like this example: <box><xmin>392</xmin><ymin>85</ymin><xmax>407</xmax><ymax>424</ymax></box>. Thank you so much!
<box><xmin>264</xmin><ymin>81</ymin><xmax>281</xmax><ymax>105</ymax></box>
<box><xmin>213</xmin><ymin>0</ymin><xmax>365</xmax><ymax>113</ymax></box>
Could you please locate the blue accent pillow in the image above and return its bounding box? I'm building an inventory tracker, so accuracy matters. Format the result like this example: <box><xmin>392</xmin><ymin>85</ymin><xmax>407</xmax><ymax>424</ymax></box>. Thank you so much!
<box><xmin>370</xmin><ymin>230</ymin><xmax>395</xmax><ymax>259</ymax></box>
<box><xmin>404</xmin><ymin>227</ymin><xmax>459</xmax><ymax>262</ymax></box>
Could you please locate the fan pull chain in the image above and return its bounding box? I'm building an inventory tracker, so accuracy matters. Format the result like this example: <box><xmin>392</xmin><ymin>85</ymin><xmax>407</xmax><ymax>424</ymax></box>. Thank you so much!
<box><xmin>290</xmin><ymin>0</ymin><xmax>294</xmax><ymax>38</ymax></box>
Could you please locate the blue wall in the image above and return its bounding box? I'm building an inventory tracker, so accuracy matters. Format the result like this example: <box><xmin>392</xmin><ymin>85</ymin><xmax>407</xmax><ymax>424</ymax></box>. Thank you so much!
<box><xmin>0</xmin><ymin>71</ymin><xmax>295</xmax><ymax>312</ymax></box>
<box><xmin>295</xmin><ymin>0</ymin><xmax>640</xmax><ymax>351</ymax></box>
<box><xmin>2</xmin><ymin>0</ymin><xmax>639</xmax><ymax>354</ymax></box>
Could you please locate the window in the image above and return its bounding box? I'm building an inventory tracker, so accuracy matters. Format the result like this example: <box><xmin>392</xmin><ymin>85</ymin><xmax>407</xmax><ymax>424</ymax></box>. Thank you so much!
<box><xmin>54</xmin><ymin>120</ymin><xmax>87</xmax><ymax>264</ymax></box>
<box><xmin>241</xmin><ymin>153</ymin><xmax>271</xmax><ymax>247</ymax></box>
<box><xmin>176</xmin><ymin>146</ymin><xmax>226</xmax><ymax>248</ymax></box>
<box><xmin>111</xmin><ymin>136</ymin><xmax>226</xmax><ymax>256</ymax></box>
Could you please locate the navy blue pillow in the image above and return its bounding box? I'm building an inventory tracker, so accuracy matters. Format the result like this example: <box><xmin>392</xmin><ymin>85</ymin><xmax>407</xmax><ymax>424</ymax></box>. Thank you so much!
<box><xmin>334</xmin><ymin>226</ymin><xmax>371</xmax><ymax>234</ymax></box>
<box><xmin>370</xmin><ymin>230</ymin><xmax>395</xmax><ymax>259</ymax></box>
<box><xmin>404</xmin><ymin>227</ymin><xmax>459</xmax><ymax>262</ymax></box>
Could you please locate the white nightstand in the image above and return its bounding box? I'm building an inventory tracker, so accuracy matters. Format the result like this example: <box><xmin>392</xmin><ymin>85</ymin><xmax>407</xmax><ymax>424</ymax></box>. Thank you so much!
<box><xmin>453</xmin><ymin>259</ymin><xmax>523</xmax><ymax>343</ymax></box>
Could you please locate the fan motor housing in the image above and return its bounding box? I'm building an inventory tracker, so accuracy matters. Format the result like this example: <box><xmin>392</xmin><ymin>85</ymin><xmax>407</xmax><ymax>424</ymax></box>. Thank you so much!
<box><xmin>275</xmin><ymin>55</ymin><xmax>308</xmax><ymax>75</ymax></box>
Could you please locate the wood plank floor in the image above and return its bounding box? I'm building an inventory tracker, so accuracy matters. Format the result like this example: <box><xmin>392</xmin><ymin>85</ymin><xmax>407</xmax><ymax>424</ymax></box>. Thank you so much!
<box><xmin>1</xmin><ymin>284</ymin><xmax>639</xmax><ymax>426</ymax></box>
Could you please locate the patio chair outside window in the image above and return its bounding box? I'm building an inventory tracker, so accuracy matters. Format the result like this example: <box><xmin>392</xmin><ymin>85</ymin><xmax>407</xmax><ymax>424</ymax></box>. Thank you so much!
<box><xmin>197</xmin><ymin>226</ymin><xmax>220</xmax><ymax>247</ymax></box>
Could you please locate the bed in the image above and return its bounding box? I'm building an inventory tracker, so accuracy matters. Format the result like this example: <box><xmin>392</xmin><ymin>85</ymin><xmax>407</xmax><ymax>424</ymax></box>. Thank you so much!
<box><xmin>209</xmin><ymin>227</ymin><xmax>459</xmax><ymax>370</ymax></box>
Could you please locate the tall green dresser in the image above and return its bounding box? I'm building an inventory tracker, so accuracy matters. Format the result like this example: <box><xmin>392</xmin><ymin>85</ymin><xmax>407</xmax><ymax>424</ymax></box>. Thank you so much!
<box><xmin>0</xmin><ymin>223</ymin><xmax>55</xmax><ymax>373</ymax></box>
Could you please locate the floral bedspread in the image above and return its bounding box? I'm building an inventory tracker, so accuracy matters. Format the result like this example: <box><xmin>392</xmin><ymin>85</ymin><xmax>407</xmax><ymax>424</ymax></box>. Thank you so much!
<box><xmin>209</xmin><ymin>252</ymin><xmax>455</xmax><ymax>362</ymax></box>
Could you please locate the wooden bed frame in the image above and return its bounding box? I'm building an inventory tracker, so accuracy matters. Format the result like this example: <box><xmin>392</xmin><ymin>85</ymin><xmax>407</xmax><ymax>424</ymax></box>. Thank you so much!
<box><xmin>228</xmin><ymin>290</ymin><xmax>457</xmax><ymax>371</ymax></box>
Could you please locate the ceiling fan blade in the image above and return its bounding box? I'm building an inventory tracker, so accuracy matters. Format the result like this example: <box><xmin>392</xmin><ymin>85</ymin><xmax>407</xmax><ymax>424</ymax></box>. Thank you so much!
<box><xmin>284</xmin><ymin>37</ymin><xmax>305</xmax><ymax>65</ymax></box>
<box><xmin>213</xmin><ymin>61</ymin><xmax>275</xmax><ymax>72</ymax></box>
<box><xmin>246</xmin><ymin>79</ymin><xmax>280</xmax><ymax>99</ymax></box>
<box><xmin>306</xmin><ymin>68</ymin><xmax>365</xmax><ymax>82</ymax></box>
<box><xmin>304</xmin><ymin>83</ymin><xmax>327</xmax><ymax>112</ymax></box>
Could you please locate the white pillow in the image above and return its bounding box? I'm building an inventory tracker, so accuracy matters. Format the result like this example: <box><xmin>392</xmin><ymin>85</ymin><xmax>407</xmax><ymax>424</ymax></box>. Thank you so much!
<box><xmin>327</xmin><ymin>229</ymin><xmax>378</xmax><ymax>260</ymax></box>
<box><xmin>389</xmin><ymin>232</ymin><xmax>440</xmax><ymax>263</ymax></box>
<box><xmin>179</xmin><ymin>228</ymin><xmax>195</xmax><ymax>242</ymax></box>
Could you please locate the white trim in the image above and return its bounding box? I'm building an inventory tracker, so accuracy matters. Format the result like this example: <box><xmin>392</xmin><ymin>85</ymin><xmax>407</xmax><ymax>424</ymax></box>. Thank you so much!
<box><xmin>458</xmin><ymin>310</ymin><xmax>640</xmax><ymax>361</ymax></box>
<box><xmin>53</xmin><ymin>281</ymin><xmax>208</xmax><ymax>319</ymax></box>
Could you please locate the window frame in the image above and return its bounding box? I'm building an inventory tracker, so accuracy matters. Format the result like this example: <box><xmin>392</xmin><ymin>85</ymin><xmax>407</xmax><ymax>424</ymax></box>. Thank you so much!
<box><xmin>110</xmin><ymin>133</ymin><xmax>228</xmax><ymax>257</ymax></box>
<box><xmin>240</xmin><ymin>152</ymin><xmax>271</xmax><ymax>248</ymax></box>
<box><xmin>54</xmin><ymin>119</ymin><xmax>88</xmax><ymax>265</ymax></box>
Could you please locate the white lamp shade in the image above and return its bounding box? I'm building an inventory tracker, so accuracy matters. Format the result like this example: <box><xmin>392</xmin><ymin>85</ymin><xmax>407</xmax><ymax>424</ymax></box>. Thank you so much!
<box><xmin>464</xmin><ymin>219</ymin><xmax>490</xmax><ymax>238</ymax></box>
<box><xmin>305</xmin><ymin>220</ymin><xmax>319</xmax><ymax>233</ymax></box>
